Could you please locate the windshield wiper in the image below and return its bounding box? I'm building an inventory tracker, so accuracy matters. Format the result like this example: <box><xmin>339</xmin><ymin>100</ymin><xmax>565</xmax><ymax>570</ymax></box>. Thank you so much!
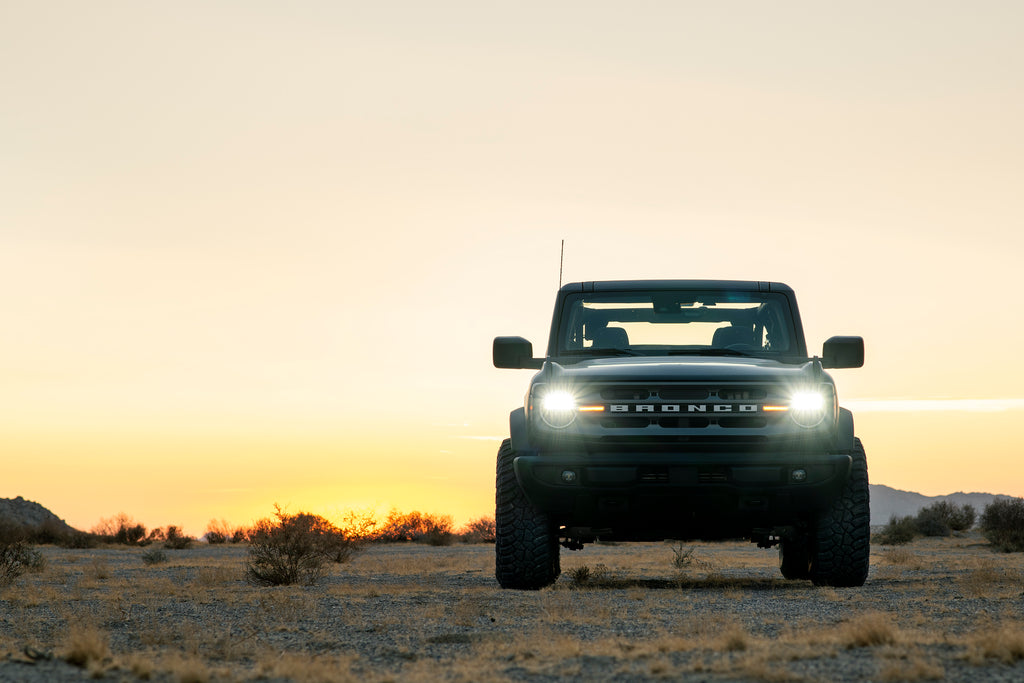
<box><xmin>666</xmin><ymin>348</ymin><xmax>756</xmax><ymax>357</ymax></box>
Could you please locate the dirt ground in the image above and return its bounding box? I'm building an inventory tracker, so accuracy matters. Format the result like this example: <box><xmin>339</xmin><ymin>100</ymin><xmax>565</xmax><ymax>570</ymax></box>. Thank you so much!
<box><xmin>1</xmin><ymin>533</ymin><xmax>1023</xmax><ymax>682</ymax></box>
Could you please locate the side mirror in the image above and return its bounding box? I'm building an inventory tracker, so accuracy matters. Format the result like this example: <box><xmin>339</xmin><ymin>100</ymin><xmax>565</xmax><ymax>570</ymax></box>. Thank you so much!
<box><xmin>822</xmin><ymin>336</ymin><xmax>864</xmax><ymax>369</ymax></box>
<box><xmin>493</xmin><ymin>336</ymin><xmax>543</xmax><ymax>369</ymax></box>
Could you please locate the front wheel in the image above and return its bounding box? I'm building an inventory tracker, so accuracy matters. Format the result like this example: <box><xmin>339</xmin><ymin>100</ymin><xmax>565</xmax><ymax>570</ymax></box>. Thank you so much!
<box><xmin>495</xmin><ymin>439</ymin><xmax>560</xmax><ymax>589</ymax></box>
<box><xmin>779</xmin><ymin>536</ymin><xmax>812</xmax><ymax>580</ymax></box>
<box><xmin>808</xmin><ymin>438</ymin><xmax>871</xmax><ymax>587</ymax></box>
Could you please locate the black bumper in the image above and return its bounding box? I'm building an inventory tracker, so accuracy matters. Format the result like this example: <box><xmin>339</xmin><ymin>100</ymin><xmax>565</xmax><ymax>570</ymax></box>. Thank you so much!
<box><xmin>513</xmin><ymin>450</ymin><xmax>852</xmax><ymax>537</ymax></box>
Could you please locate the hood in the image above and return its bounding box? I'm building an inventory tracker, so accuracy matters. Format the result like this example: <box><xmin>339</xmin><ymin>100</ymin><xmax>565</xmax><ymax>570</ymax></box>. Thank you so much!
<box><xmin>542</xmin><ymin>355</ymin><xmax>824</xmax><ymax>384</ymax></box>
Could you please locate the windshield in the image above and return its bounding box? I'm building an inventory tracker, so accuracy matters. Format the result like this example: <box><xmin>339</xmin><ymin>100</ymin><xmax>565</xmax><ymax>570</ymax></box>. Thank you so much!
<box><xmin>557</xmin><ymin>290</ymin><xmax>798</xmax><ymax>357</ymax></box>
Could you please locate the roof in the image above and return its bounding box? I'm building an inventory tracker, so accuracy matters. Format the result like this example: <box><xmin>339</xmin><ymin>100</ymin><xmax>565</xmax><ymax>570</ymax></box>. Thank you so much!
<box><xmin>558</xmin><ymin>280</ymin><xmax>794</xmax><ymax>294</ymax></box>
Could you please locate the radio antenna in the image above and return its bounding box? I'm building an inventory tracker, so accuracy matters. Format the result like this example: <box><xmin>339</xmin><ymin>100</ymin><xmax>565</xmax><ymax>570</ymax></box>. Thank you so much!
<box><xmin>558</xmin><ymin>239</ymin><xmax>565</xmax><ymax>288</ymax></box>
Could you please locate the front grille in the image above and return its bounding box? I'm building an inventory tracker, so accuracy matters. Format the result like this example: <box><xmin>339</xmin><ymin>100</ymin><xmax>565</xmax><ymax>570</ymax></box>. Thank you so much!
<box><xmin>575</xmin><ymin>382</ymin><xmax>790</xmax><ymax>443</ymax></box>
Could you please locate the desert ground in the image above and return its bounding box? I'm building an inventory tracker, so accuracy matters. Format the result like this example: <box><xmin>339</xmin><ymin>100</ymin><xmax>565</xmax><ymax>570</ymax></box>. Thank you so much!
<box><xmin>2</xmin><ymin>533</ymin><xmax>1023</xmax><ymax>682</ymax></box>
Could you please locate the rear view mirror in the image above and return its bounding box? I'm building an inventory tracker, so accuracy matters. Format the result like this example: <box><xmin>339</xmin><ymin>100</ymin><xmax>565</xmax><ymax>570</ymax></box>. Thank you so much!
<box><xmin>822</xmin><ymin>336</ymin><xmax>864</xmax><ymax>369</ymax></box>
<box><xmin>493</xmin><ymin>336</ymin><xmax>543</xmax><ymax>369</ymax></box>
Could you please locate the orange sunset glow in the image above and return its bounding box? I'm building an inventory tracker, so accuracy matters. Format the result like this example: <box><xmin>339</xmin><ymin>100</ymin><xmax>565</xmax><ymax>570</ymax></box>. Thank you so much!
<box><xmin>3</xmin><ymin>2</ymin><xmax>1024</xmax><ymax>536</ymax></box>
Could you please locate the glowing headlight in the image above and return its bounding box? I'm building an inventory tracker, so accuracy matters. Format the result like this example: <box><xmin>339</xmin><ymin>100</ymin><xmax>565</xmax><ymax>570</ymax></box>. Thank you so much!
<box><xmin>790</xmin><ymin>390</ymin><xmax>828</xmax><ymax>428</ymax></box>
<box><xmin>539</xmin><ymin>390</ymin><xmax>577</xmax><ymax>429</ymax></box>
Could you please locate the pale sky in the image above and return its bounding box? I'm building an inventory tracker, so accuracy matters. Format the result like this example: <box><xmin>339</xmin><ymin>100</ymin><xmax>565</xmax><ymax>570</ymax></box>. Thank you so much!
<box><xmin>3</xmin><ymin>1</ymin><xmax>1023</xmax><ymax>535</ymax></box>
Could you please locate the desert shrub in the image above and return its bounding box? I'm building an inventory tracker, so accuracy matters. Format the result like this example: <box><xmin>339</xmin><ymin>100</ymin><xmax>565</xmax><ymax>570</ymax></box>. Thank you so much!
<box><xmin>0</xmin><ymin>538</ymin><xmax>43</xmax><ymax>587</ymax></box>
<box><xmin>205</xmin><ymin>530</ymin><xmax>226</xmax><ymax>544</ymax></box>
<box><xmin>93</xmin><ymin>514</ymin><xmax>149</xmax><ymax>546</ymax></box>
<box><xmin>914</xmin><ymin>505</ymin><xmax>952</xmax><ymax>537</ymax></box>
<box><xmin>980</xmin><ymin>497</ymin><xmax>1024</xmax><ymax>552</ymax></box>
<box><xmin>141</xmin><ymin>549</ymin><xmax>168</xmax><ymax>565</ymax></box>
<box><xmin>567</xmin><ymin>563</ymin><xmax>612</xmax><ymax>587</ymax></box>
<box><xmin>873</xmin><ymin>515</ymin><xmax>918</xmax><ymax>545</ymax></box>
<box><xmin>671</xmin><ymin>543</ymin><xmax>698</xmax><ymax>570</ymax></box>
<box><xmin>943</xmin><ymin>502</ymin><xmax>977</xmax><ymax>531</ymax></box>
<box><xmin>372</xmin><ymin>509</ymin><xmax>455</xmax><ymax>544</ymax></box>
<box><xmin>245</xmin><ymin>507</ymin><xmax>355</xmax><ymax>586</ymax></box>
<box><xmin>459</xmin><ymin>516</ymin><xmax>496</xmax><ymax>544</ymax></box>
<box><xmin>422</xmin><ymin>515</ymin><xmax>455</xmax><ymax>546</ymax></box>
<box><xmin>916</xmin><ymin>501</ymin><xmax>976</xmax><ymax>536</ymax></box>
<box><xmin>162</xmin><ymin>526</ymin><xmax>193</xmax><ymax>550</ymax></box>
<box><xmin>204</xmin><ymin>519</ymin><xmax>238</xmax><ymax>544</ymax></box>
<box><xmin>337</xmin><ymin>509</ymin><xmax>379</xmax><ymax>543</ymax></box>
<box><xmin>19</xmin><ymin>518</ymin><xmax>94</xmax><ymax>548</ymax></box>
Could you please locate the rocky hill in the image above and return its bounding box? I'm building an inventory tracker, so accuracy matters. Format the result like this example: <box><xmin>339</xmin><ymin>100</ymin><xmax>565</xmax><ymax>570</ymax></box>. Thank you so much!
<box><xmin>0</xmin><ymin>496</ymin><xmax>78</xmax><ymax>534</ymax></box>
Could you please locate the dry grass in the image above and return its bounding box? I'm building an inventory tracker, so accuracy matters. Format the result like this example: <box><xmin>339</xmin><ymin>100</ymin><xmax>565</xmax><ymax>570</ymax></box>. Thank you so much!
<box><xmin>1</xmin><ymin>535</ymin><xmax>1023</xmax><ymax>681</ymax></box>
<box><xmin>839</xmin><ymin>612</ymin><xmax>899</xmax><ymax>648</ymax></box>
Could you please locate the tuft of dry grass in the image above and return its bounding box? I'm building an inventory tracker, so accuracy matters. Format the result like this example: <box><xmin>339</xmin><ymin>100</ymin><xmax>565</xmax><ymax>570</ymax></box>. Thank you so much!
<box><xmin>878</xmin><ymin>546</ymin><xmax>923</xmax><ymax>569</ymax></box>
<box><xmin>718</xmin><ymin>621</ymin><xmax>749</xmax><ymax>652</ymax></box>
<box><xmin>840</xmin><ymin>612</ymin><xmax>898</xmax><ymax>648</ymax></box>
<box><xmin>963</xmin><ymin>623</ymin><xmax>1024</xmax><ymax>665</ymax></box>
<box><xmin>62</xmin><ymin>623</ymin><xmax>110</xmax><ymax>668</ymax></box>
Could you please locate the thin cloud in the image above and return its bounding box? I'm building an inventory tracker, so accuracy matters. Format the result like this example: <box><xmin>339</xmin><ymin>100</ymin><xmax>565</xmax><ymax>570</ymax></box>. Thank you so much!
<box><xmin>844</xmin><ymin>399</ymin><xmax>1024</xmax><ymax>413</ymax></box>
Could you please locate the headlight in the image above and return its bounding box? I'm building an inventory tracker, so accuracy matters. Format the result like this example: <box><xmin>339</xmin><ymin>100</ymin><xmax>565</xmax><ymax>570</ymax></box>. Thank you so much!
<box><xmin>539</xmin><ymin>389</ymin><xmax>577</xmax><ymax>429</ymax></box>
<box><xmin>789</xmin><ymin>389</ymin><xmax>829</xmax><ymax>428</ymax></box>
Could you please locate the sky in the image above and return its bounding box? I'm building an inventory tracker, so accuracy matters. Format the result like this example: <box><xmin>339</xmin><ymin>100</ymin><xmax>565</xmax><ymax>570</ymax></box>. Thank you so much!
<box><xmin>3</xmin><ymin>1</ymin><xmax>1023</xmax><ymax>536</ymax></box>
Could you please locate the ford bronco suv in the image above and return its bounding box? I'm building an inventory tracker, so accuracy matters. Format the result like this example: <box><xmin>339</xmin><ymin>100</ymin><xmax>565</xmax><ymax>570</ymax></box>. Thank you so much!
<box><xmin>492</xmin><ymin>280</ymin><xmax>868</xmax><ymax>589</ymax></box>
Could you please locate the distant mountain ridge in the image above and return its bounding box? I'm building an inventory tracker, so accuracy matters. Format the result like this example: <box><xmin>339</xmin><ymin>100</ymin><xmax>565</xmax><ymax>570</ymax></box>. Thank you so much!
<box><xmin>869</xmin><ymin>484</ymin><xmax>1014</xmax><ymax>526</ymax></box>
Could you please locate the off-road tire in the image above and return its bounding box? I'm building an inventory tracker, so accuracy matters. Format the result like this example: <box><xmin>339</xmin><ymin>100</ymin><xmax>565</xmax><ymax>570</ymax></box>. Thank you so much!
<box><xmin>495</xmin><ymin>439</ymin><xmax>560</xmax><ymax>589</ymax></box>
<box><xmin>779</xmin><ymin>536</ymin><xmax>812</xmax><ymax>580</ymax></box>
<box><xmin>809</xmin><ymin>438</ymin><xmax>870</xmax><ymax>587</ymax></box>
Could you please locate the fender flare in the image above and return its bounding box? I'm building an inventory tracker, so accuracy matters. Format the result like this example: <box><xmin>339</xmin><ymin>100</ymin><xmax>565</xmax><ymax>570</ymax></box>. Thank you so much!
<box><xmin>509</xmin><ymin>408</ymin><xmax>532</xmax><ymax>453</ymax></box>
<box><xmin>837</xmin><ymin>407</ymin><xmax>856</xmax><ymax>453</ymax></box>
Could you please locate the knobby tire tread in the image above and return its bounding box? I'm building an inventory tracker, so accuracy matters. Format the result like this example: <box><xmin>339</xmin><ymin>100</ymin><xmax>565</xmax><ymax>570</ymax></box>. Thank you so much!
<box><xmin>495</xmin><ymin>439</ymin><xmax>560</xmax><ymax>589</ymax></box>
<box><xmin>810</xmin><ymin>438</ymin><xmax>871</xmax><ymax>587</ymax></box>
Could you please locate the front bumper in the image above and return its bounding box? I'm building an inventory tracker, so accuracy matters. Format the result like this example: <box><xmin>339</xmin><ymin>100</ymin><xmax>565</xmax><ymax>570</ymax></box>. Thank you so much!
<box><xmin>513</xmin><ymin>450</ymin><xmax>852</xmax><ymax>536</ymax></box>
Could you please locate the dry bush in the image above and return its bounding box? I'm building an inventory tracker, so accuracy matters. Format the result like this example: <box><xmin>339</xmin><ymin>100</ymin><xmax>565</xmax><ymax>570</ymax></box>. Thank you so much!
<box><xmin>162</xmin><ymin>525</ymin><xmax>194</xmax><ymax>550</ymax></box>
<box><xmin>142</xmin><ymin>548</ymin><xmax>168</xmax><ymax>565</ymax></box>
<box><xmin>669</xmin><ymin>542</ymin><xmax>713</xmax><ymax>572</ymax></box>
<box><xmin>204</xmin><ymin>518</ymin><xmax>245</xmax><ymax>544</ymax></box>
<box><xmin>980</xmin><ymin>497</ymin><xmax>1024</xmax><ymax>552</ymax></box>
<box><xmin>874</xmin><ymin>515</ymin><xmax>919</xmax><ymax>545</ymax></box>
<box><xmin>92</xmin><ymin>513</ymin><xmax>149</xmax><ymax>546</ymax></box>
<box><xmin>373</xmin><ymin>508</ymin><xmax>455</xmax><ymax>545</ymax></box>
<box><xmin>914</xmin><ymin>501</ymin><xmax>976</xmax><ymax>537</ymax></box>
<box><xmin>246</xmin><ymin>506</ymin><xmax>355</xmax><ymax>586</ymax></box>
<box><xmin>566</xmin><ymin>563</ymin><xmax>614</xmax><ymax>587</ymax></box>
<box><xmin>336</xmin><ymin>508</ymin><xmax>379</xmax><ymax>542</ymax></box>
<box><xmin>459</xmin><ymin>516</ymin><xmax>496</xmax><ymax>543</ymax></box>
<box><xmin>0</xmin><ymin>537</ymin><xmax>44</xmax><ymax>586</ymax></box>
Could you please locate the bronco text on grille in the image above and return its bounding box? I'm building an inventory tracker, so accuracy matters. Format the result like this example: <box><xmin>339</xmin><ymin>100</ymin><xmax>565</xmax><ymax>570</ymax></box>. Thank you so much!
<box><xmin>609</xmin><ymin>404</ymin><xmax>761</xmax><ymax>412</ymax></box>
<box><xmin>492</xmin><ymin>279</ymin><xmax>869</xmax><ymax>590</ymax></box>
